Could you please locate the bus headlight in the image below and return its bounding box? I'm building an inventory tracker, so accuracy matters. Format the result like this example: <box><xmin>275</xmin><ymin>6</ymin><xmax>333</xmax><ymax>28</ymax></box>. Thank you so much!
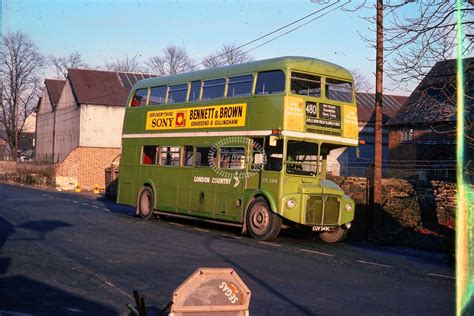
<box><xmin>287</xmin><ymin>199</ymin><xmax>297</xmax><ymax>209</ymax></box>
<box><xmin>345</xmin><ymin>203</ymin><xmax>353</xmax><ymax>212</ymax></box>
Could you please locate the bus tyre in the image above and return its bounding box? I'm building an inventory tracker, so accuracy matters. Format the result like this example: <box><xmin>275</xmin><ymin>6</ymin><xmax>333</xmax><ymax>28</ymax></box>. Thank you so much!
<box><xmin>319</xmin><ymin>226</ymin><xmax>348</xmax><ymax>243</ymax></box>
<box><xmin>138</xmin><ymin>186</ymin><xmax>154</xmax><ymax>220</ymax></box>
<box><xmin>246</xmin><ymin>197</ymin><xmax>282</xmax><ymax>241</ymax></box>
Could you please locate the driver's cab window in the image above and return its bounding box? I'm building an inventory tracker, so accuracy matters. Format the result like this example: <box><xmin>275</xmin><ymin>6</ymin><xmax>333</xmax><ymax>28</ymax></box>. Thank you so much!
<box><xmin>286</xmin><ymin>141</ymin><xmax>319</xmax><ymax>176</ymax></box>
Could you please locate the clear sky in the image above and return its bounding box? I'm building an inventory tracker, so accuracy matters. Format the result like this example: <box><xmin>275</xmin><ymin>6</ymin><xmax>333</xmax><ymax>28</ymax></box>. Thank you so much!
<box><xmin>2</xmin><ymin>0</ymin><xmax>420</xmax><ymax>95</ymax></box>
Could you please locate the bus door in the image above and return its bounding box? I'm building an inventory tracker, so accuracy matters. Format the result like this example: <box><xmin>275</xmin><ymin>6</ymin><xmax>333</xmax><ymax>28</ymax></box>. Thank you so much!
<box><xmin>176</xmin><ymin>145</ymin><xmax>194</xmax><ymax>214</ymax></box>
<box><xmin>190</xmin><ymin>147</ymin><xmax>217</xmax><ymax>219</ymax></box>
<box><xmin>259</xmin><ymin>137</ymin><xmax>283</xmax><ymax>196</ymax></box>
<box><xmin>155</xmin><ymin>146</ymin><xmax>180</xmax><ymax>212</ymax></box>
<box><xmin>214</xmin><ymin>145</ymin><xmax>247</xmax><ymax>222</ymax></box>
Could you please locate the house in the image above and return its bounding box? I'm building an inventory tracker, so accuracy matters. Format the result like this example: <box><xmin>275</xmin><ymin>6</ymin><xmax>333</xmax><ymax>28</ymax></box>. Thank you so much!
<box><xmin>35</xmin><ymin>79</ymin><xmax>65</xmax><ymax>162</ymax></box>
<box><xmin>35</xmin><ymin>69</ymin><xmax>156</xmax><ymax>189</ymax></box>
<box><xmin>386</xmin><ymin>58</ymin><xmax>473</xmax><ymax>181</ymax></box>
<box><xmin>0</xmin><ymin>112</ymin><xmax>36</xmax><ymax>160</ymax></box>
<box><xmin>327</xmin><ymin>92</ymin><xmax>407</xmax><ymax>176</ymax></box>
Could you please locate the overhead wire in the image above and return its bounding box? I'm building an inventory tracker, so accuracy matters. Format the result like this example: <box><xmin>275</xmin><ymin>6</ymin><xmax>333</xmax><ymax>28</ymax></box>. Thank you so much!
<box><xmin>192</xmin><ymin>1</ymin><xmax>341</xmax><ymax>68</ymax></box>
<box><xmin>240</xmin><ymin>1</ymin><xmax>351</xmax><ymax>56</ymax></box>
<box><xmin>38</xmin><ymin>1</ymin><xmax>350</xmax><ymax>110</ymax></box>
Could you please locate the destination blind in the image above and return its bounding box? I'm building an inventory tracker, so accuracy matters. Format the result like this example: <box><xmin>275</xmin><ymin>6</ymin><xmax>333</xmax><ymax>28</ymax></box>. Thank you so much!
<box><xmin>145</xmin><ymin>103</ymin><xmax>247</xmax><ymax>130</ymax></box>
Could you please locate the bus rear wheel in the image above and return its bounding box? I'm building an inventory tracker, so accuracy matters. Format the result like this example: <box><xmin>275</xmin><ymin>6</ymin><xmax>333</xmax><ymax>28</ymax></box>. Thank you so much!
<box><xmin>138</xmin><ymin>186</ymin><xmax>155</xmax><ymax>220</ymax></box>
<box><xmin>246</xmin><ymin>197</ymin><xmax>282</xmax><ymax>241</ymax></box>
<box><xmin>319</xmin><ymin>226</ymin><xmax>348</xmax><ymax>243</ymax></box>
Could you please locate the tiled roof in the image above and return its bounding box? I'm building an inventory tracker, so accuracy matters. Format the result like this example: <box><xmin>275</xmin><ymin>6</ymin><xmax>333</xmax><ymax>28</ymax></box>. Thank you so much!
<box><xmin>45</xmin><ymin>79</ymin><xmax>65</xmax><ymax>109</ymax></box>
<box><xmin>387</xmin><ymin>58</ymin><xmax>474</xmax><ymax>126</ymax></box>
<box><xmin>356</xmin><ymin>92</ymin><xmax>407</xmax><ymax>123</ymax></box>
<box><xmin>67</xmin><ymin>68</ymin><xmax>157</xmax><ymax>106</ymax></box>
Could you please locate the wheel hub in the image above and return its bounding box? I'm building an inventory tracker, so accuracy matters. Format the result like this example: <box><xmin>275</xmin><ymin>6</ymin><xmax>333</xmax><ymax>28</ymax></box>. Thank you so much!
<box><xmin>252</xmin><ymin>207</ymin><xmax>269</xmax><ymax>233</ymax></box>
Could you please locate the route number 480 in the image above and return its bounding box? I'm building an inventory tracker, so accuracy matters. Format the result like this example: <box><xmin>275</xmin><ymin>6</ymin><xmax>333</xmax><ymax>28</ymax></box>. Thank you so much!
<box><xmin>306</xmin><ymin>103</ymin><xmax>317</xmax><ymax>116</ymax></box>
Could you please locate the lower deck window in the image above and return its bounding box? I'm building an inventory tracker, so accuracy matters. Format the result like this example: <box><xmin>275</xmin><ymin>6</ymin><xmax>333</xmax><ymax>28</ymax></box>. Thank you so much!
<box><xmin>142</xmin><ymin>146</ymin><xmax>157</xmax><ymax>164</ymax></box>
<box><xmin>196</xmin><ymin>147</ymin><xmax>216</xmax><ymax>167</ymax></box>
<box><xmin>220</xmin><ymin>147</ymin><xmax>245</xmax><ymax>169</ymax></box>
<box><xmin>160</xmin><ymin>146</ymin><xmax>180</xmax><ymax>166</ymax></box>
<box><xmin>184</xmin><ymin>146</ymin><xmax>194</xmax><ymax>166</ymax></box>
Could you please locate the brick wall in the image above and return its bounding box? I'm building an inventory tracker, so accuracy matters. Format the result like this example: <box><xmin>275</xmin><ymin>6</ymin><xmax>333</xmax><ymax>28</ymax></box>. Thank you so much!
<box><xmin>55</xmin><ymin>147</ymin><xmax>121</xmax><ymax>190</ymax></box>
<box><xmin>329</xmin><ymin>175</ymin><xmax>456</xmax><ymax>250</ymax></box>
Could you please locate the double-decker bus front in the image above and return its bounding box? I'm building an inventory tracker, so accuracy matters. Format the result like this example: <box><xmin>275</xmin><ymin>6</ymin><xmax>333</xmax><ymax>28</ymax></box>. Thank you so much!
<box><xmin>255</xmin><ymin>67</ymin><xmax>358</xmax><ymax>242</ymax></box>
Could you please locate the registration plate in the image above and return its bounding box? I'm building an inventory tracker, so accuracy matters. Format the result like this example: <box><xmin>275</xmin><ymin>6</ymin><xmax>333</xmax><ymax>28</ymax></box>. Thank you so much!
<box><xmin>312</xmin><ymin>226</ymin><xmax>334</xmax><ymax>232</ymax></box>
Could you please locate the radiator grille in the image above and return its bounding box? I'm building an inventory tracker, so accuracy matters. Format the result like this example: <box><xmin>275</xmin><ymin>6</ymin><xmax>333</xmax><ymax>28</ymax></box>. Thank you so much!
<box><xmin>305</xmin><ymin>195</ymin><xmax>340</xmax><ymax>225</ymax></box>
<box><xmin>306</xmin><ymin>196</ymin><xmax>323</xmax><ymax>225</ymax></box>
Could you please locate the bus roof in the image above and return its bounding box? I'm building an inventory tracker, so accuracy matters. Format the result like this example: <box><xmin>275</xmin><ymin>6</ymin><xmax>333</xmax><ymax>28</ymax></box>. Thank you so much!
<box><xmin>133</xmin><ymin>56</ymin><xmax>352</xmax><ymax>90</ymax></box>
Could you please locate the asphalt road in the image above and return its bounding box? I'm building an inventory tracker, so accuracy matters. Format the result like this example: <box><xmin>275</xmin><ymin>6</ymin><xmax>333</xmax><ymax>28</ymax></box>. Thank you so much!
<box><xmin>0</xmin><ymin>182</ymin><xmax>454</xmax><ymax>315</ymax></box>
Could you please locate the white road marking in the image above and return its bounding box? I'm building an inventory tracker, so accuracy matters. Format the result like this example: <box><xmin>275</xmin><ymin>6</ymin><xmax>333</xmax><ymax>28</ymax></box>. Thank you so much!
<box><xmin>427</xmin><ymin>273</ymin><xmax>455</xmax><ymax>280</ymax></box>
<box><xmin>299</xmin><ymin>248</ymin><xmax>335</xmax><ymax>257</ymax></box>
<box><xmin>357</xmin><ymin>260</ymin><xmax>393</xmax><ymax>268</ymax></box>
<box><xmin>81</xmin><ymin>203</ymin><xmax>89</xmax><ymax>206</ymax></box>
<box><xmin>103</xmin><ymin>208</ymin><xmax>111</xmax><ymax>212</ymax></box>
<box><xmin>169</xmin><ymin>222</ymin><xmax>184</xmax><ymax>227</ymax></box>
<box><xmin>73</xmin><ymin>201</ymin><xmax>78</xmax><ymax>204</ymax></box>
<box><xmin>220</xmin><ymin>233</ymin><xmax>243</xmax><ymax>240</ymax></box>
<box><xmin>0</xmin><ymin>309</ymin><xmax>33</xmax><ymax>316</ymax></box>
<box><xmin>258</xmin><ymin>241</ymin><xmax>281</xmax><ymax>247</ymax></box>
<box><xmin>92</xmin><ymin>205</ymin><xmax>99</xmax><ymax>209</ymax></box>
<box><xmin>193</xmin><ymin>227</ymin><xmax>210</xmax><ymax>233</ymax></box>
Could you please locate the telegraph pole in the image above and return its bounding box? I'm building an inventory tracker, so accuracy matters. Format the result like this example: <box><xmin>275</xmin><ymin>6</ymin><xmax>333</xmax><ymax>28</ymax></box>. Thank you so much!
<box><xmin>373</xmin><ymin>0</ymin><xmax>384</xmax><ymax>233</ymax></box>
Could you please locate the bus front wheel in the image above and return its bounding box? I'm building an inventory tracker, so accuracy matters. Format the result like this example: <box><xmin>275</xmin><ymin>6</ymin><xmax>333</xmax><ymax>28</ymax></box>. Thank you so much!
<box><xmin>246</xmin><ymin>197</ymin><xmax>282</xmax><ymax>241</ymax></box>
<box><xmin>319</xmin><ymin>226</ymin><xmax>348</xmax><ymax>243</ymax></box>
<box><xmin>138</xmin><ymin>186</ymin><xmax>155</xmax><ymax>220</ymax></box>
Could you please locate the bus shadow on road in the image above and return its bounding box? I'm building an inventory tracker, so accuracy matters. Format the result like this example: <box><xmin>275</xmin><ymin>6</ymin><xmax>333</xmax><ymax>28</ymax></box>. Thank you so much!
<box><xmin>17</xmin><ymin>220</ymin><xmax>73</xmax><ymax>241</ymax></box>
<box><xmin>95</xmin><ymin>196</ymin><xmax>137</xmax><ymax>217</ymax></box>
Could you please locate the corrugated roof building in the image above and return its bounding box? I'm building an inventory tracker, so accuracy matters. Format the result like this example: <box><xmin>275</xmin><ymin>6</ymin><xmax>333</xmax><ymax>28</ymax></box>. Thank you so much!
<box><xmin>35</xmin><ymin>69</ymin><xmax>157</xmax><ymax>189</ymax></box>
<box><xmin>327</xmin><ymin>92</ymin><xmax>407</xmax><ymax>176</ymax></box>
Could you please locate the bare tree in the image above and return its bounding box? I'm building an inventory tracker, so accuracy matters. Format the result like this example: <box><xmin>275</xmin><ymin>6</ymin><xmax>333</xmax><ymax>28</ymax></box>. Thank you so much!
<box><xmin>350</xmin><ymin>68</ymin><xmax>372</xmax><ymax>93</ymax></box>
<box><xmin>49</xmin><ymin>51</ymin><xmax>88</xmax><ymax>78</ymax></box>
<box><xmin>355</xmin><ymin>1</ymin><xmax>473</xmax><ymax>88</ymax></box>
<box><xmin>146</xmin><ymin>46</ymin><xmax>196</xmax><ymax>75</ymax></box>
<box><xmin>105</xmin><ymin>54</ymin><xmax>143</xmax><ymax>72</ymax></box>
<box><xmin>0</xmin><ymin>31</ymin><xmax>44</xmax><ymax>159</ymax></box>
<box><xmin>202</xmin><ymin>43</ymin><xmax>253</xmax><ymax>69</ymax></box>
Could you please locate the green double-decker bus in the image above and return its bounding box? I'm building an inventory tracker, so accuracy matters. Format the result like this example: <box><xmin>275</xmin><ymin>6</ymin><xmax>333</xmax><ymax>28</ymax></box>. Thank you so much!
<box><xmin>117</xmin><ymin>56</ymin><xmax>359</xmax><ymax>242</ymax></box>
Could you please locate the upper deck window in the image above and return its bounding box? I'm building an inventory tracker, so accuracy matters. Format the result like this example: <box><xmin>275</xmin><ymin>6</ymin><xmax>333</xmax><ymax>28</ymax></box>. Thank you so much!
<box><xmin>291</xmin><ymin>72</ymin><xmax>321</xmax><ymax>97</ymax></box>
<box><xmin>168</xmin><ymin>83</ymin><xmax>188</xmax><ymax>104</ymax></box>
<box><xmin>227</xmin><ymin>75</ymin><xmax>253</xmax><ymax>98</ymax></box>
<box><xmin>149</xmin><ymin>86</ymin><xmax>167</xmax><ymax>105</ymax></box>
<box><xmin>255</xmin><ymin>70</ymin><xmax>285</xmax><ymax>95</ymax></box>
<box><xmin>202</xmin><ymin>78</ymin><xmax>226</xmax><ymax>100</ymax></box>
<box><xmin>189</xmin><ymin>81</ymin><xmax>202</xmax><ymax>101</ymax></box>
<box><xmin>130</xmin><ymin>89</ymin><xmax>148</xmax><ymax>107</ymax></box>
<box><xmin>325</xmin><ymin>78</ymin><xmax>353</xmax><ymax>102</ymax></box>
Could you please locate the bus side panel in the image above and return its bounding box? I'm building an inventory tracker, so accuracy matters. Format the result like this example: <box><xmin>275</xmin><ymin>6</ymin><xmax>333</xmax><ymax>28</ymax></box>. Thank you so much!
<box><xmin>155</xmin><ymin>166</ymin><xmax>179</xmax><ymax>211</ymax></box>
<box><xmin>176</xmin><ymin>167</ymin><xmax>193</xmax><ymax>214</ymax></box>
<box><xmin>190</xmin><ymin>168</ymin><xmax>216</xmax><ymax>219</ymax></box>
<box><xmin>248</xmin><ymin>95</ymin><xmax>284</xmax><ymax>130</ymax></box>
